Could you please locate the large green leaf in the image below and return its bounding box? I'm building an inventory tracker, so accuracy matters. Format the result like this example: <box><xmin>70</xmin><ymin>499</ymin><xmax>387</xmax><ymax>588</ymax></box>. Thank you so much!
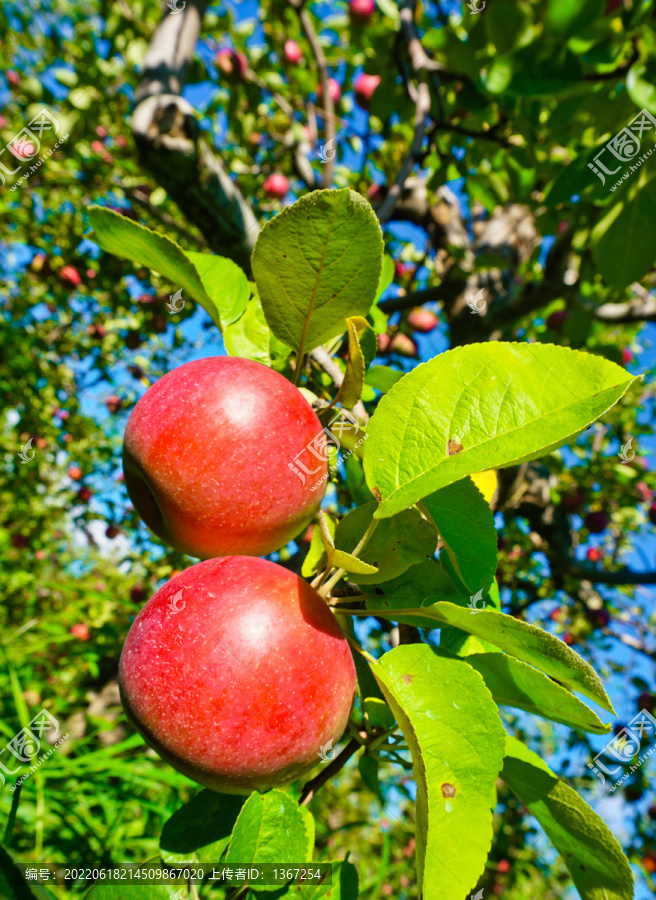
<box><xmin>421</xmin><ymin>477</ymin><xmax>498</xmax><ymax>594</ymax></box>
<box><xmin>160</xmin><ymin>790</ymin><xmax>245</xmax><ymax>865</ymax></box>
<box><xmin>502</xmin><ymin>736</ymin><xmax>634</xmax><ymax>900</ymax></box>
<box><xmin>223</xmin><ymin>295</ymin><xmax>291</xmax><ymax>367</ymax></box>
<box><xmin>465</xmin><ymin>653</ymin><xmax>611</xmax><ymax>734</ymax></box>
<box><xmin>88</xmin><ymin>206</ymin><xmax>249</xmax><ymax>328</ymax></box>
<box><xmin>334</xmin><ymin>502</ymin><xmax>437</xmax><ymax>585</ymax></box>
<box><xmin>365</xmin><ymin>599</ymin><xmax>615</xmax><ymax>713</ymax></box>
<box><xmin>225</xmin><ymin>790</ymin><xmax>312</xmax><ymax>891</ymax></box>
<box><xmin>372</xmin><ymin>646</ymin><xmax>506</xmax><ymax>900</ymax></box>
<box><xmin>591</xmin><ymin>176</ymin><xmax>656</xmax><ymax>288</ymax></box>
<box><xmin>364</xmin><ymin>343</ymin><xmax>636</xmax><ymax>518</ymax></box>
<box><xmin>251</xmin><ymin>189</ymin><xmax>384</xmax><ymax>355</ymax></box>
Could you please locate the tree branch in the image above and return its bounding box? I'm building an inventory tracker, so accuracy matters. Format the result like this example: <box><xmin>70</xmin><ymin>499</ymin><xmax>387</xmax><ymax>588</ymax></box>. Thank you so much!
<box><xmin>569</xmin><ymin>566</ymin><xmax>656</xmax><ymax>585</ymax></box>
<box><xmin>299</xmin><ymin>738</ymin><xmax>361</xmax><ymax>806</ymax></box>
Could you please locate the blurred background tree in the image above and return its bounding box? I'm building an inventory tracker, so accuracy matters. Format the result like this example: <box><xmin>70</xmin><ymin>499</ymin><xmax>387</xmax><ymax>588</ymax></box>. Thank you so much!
<box><xmin>1</xmin><ymin>0</ymin><xmax>656</xmax><ymax>896</ymax></box>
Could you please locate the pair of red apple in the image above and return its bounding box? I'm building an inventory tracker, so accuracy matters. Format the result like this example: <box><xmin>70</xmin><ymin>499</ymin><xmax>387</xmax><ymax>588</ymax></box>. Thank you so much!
<box><xmin>119</xmin><ymin>357</ymin><xmax>357</xmax><ymax>793</ymax></box>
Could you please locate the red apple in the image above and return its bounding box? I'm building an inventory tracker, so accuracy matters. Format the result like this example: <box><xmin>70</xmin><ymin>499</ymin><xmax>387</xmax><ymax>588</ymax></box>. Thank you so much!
<box><xmin>91</xmin><ymin>140</ymin><xmax>104</xmax><ymax>153</ymax></box>
<box><xmin>585</xmin><ymin>511</ymin><xmax>610</xmax><ymax>534</ymax></box>
<box><xmin>87</xmin><ymin>323</ymin><xmax>106</xmax><ymax>340</ymax></box>
<box><xmin>589</xmin><ymin>607</ymin><xmax>610</xmax><ymax>628</ymax></box>
<box><xmin>354</xmin><ymin>73</ymin><xmax>380</xmax><ymax>110</ymax></box>
<box><xmin>586</xmin><ymin>547</ymin><xmax>603</xmax><ymax>562</ymax></box>
<box><xmin>317</xmin><ymin>78</ymin><xmax>341</xmax><ymax>105</ymax></box>
<box><xmin>497</xmin><ymin>859</ymin><xmax>510</xmax><ymax>874</ymax></box>
<box><xmin>70</xmin><ymin>623</ymin><xmax>90</xmax><ymax>641</ymax></box>
<box><xmin>122</xmin><ymin>357</ymin><xmax>328</xmax><ymax>559</ymax></box>
<box><xmin>284</xmin><ymin>40</ymin><xmax>303</xmax><ymax>64</ymax></box>
<box><xmin>77</xmin><ymin>487</ymin><xmax>92</xmax><ymax>503</ymax></box>
<box><xmin>407</xmin><ymin>308</ymin><xmax>438</xmax><ymax>333</ymax></box>
<box><xmin>390</xmin><ymin>333</ymin><xmax>418</xmax><ymax>357</ymax></box>
<box><xmin>68</xmin><ymin>466</ymin><xmax>83</xmax><ymax>480</ymax></box>
<box><xmin>95</xmin><ymin>126</ymin><xmax>108</xmax><ymax>138</ymax></box>
<box><xmin>115</xmin><ymin>135</ymin><xmax>127</xmax><ymax>149</ymax></box>
<box><xmin>635</xmin><ymin>481</ymin><xmax>652</xmax><ymax>503</ymax></box>
<box><xmin>130</xmin><ymin>584</ymin><xmax>147</xmax><ymax>604</ymax></box>
<box><xmin>105</xmin><ymin>525</ymin><xmax>120</xmax><ymax>539</ymax></box>
<box><xmin>546</xmin><ymin>309</ymin><xmax>569</xmax><ymax>330</ymax></box>
<box><xmin>263</xmin><ymin>173</ymin><xmax>289</xmax><ymax>199</ymax></box>
<box><xmin>622</xmin><ymin>348</ymin><xmax>633</xmax><ymax>365</ymax></box>
<box><xmin>377</xmin><ymin>332</ymin><xmax>391</xmax><ymax>354</ymax></box>
<box><xmin>350</xmin><ymin>0</ymin><xmax>376</xmax><ymax>25</ymax></box>
<box><xmin>6</xmin><ymin>70</ymin><xmax>20</xmax><ymax>88</ymax></box>
<box><xmin>106</xmin><ymin>395</ymin><xmax>122</xmax><ymax>414</ymax></box>
<box><xmin>59</xmin><ymin>265</ymin><xmax>81</xmax><ymax>288</ymax></box>
<box><xmin>118</xmin><ymin>557</ymin><xmax>357</xmax><ymax>793</ymax></box>
<box><xmin>563</xmin><ymin>632</ymin><xmax>574</xmax><ymax>645</ymax></box>
<box><xmin>215</xmin><ymin>48</ymin><xmax>247</xmax><ymax>79</ymax></box>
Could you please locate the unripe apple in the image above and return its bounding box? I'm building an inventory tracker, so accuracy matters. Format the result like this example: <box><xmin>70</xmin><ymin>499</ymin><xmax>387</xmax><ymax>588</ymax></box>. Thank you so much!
<box><xmin>122</xmin><ymin>357</ymin><xmax>327</xmax><ymax>559</ymax></box>
<box><xmin>263</xmin><ymin>173</ymin><xmax>289</xmax><ymax>199</ymax></box>
<box><xmin>546</xmin><ymin>309</ymin><xmax>569</xmax><ymax>331</ymax></box>
<box><xmin>407</xmin><ymin>308</ymin><xmax>438</xmax><ymax>333</ymax></box>
<box><xmin>584</xmin><ymin>511</ymin><xmax>610</xmax><ymax>534</ymax></box>
<box><xmin>317</xmin><ymin>78</ymin><xmax>341</xmax><ymax>105</ymax></box>
<box><xmin>59</xmin><ymin>265</ymin><xmax>81</xmax><ymax>288</ymax></box>
<box><xmin>349</xmin><ymin>0</ymin><xmax>376</xmax><ymax>25</ymax></box>
<box><xmin>70</xmin><ymin>623</ymin><xmax>90</xmax><ymax>641</ymax></box>
<box><xmin>354</xmin><ymin>73</ymin><xmax>380</xmax><ymax>110</ymax></box>
<box><xmin>215</xmin><ymin>48</ymin><xmax>247</xmax><ymax>79</ymax></box>
<box><xmin>119</xmin><ymin>557</ymin><xmax>357</xmax><ymax>793</ymax></box>
<box><xmin>284</xmin><ymin>40</ymin><xmax>303</xmax><ymax>64</ymax></box>
<box><xmin>390</xmin><ymin>333</ymin><xmax>418</xmax><ymax>357</ymax></box>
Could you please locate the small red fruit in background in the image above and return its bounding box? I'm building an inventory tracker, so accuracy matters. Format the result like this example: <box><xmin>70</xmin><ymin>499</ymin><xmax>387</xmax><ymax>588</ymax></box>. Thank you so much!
<box><xmin>105</xmin><ymin>395</ymin><xmax>122</xmax><ymax>414</ymax></box>
<box><xmin>118</xmin><ymin>557</ymin><xmax>356</xmax><ymax>792</ymax></box>
<box><xmin>95</xmin><ymin>125</ymin><xmax>108</xmax><ymax>138</ymax></box>
<box><xmin>115</xmin><ymin>135</ymin><xmax>127</xmax><ymax>149</ymax></box>
<box><xmin>622</xmin><ymin>348</ymin><xmax>633</xmax><ymax>365</ymax></box>
<box><xmin>105</xmin><ymin>525</ymin><xmax>121</xmax><ymax>539</ymax></box>
<box><xmin>563</xmin><ymin>632</ymin><xmax>574</xmax><ymax>645</ymax></box>
<box><xmin>284</xmin><ymin>40</ymin><xmax>302</xmax><ymax>64</ymax></box>
<box><xmin>91</xmin><ymin>140</ymin><xmax>104</xmax><ymax>154</ymax></box>
<box><xmin>589</xmin><ymin>608</ymin><xmax>610</xmax><ymax>628</ymax></box>
<box><xmin>546</xmin><ymin>309</ymin><xmax>569</xmax><ymax>331</ymax></box>
<box><xmin>70</xmin><ymin>623</ymin><xmax>90</xmax><ymax>641</ymax></box>
<box><xmin>215</xmin><ymin>48</ymin><xmax>247</xmax><ymax>79</ymax></box>
<box><xmin>87</xmin><ymin>323</ymin><xmax>106</xmax><ymax>340</ymax></box>
<box><xmin>77</xmin><ymin>487</ymin><xmax>92</xmax><ymax>503</ymax></box>
<box><xmin>497</xmin><ymin>859</ymin><xmax>510</xmax><ymax>874</ymax></box>
<box><xmin>390</xmin><ymin>333</ymin><xmax>418</xmax><ymax>358</ymax></box>
<box><xmin>68</xmin><ymin>466</ymin><xmax>83</xmax><ymax>480</ymax></box>
<box><xmin>562</xmin><ymin>489</ymin><xmax>585</xmax><ymax>512</ymax></box>
<box><xmin>130</xmin><ymin>584</ymin><xmax>147</xmax><ymax>604</ymax></box>
<box><xmin>586</xmin><ymin>547</ymin><xmax>603</xmax><ymax>563</ymax></box>
<box><xmin>584</xmin><ymin>511</ymin><xmax>610</xmax><ymax>534</ymax></box>
<box><xmin>122</xmin><ymin>357</ymin><xmax>327</xmax><ymax>559</ymax></box>
<box><xmin>11</xmin><ymin>534</ymin><xmax>28</xmax><ymax>549</ymax></box>
<box><xmin>649</xmin><ymin>501</ymin><xmax>656</xmax><ymax>526</ymax></box>
<box><xmin>637</xmin><ymin>691</ymin><xmax>655</xmax><ymax>712</ymax></box>
<box><xmin>59</xmin><ymin>265</ymin><xmax>81</xmax><ymax>288</ymax></box>
<box><xmin>263</xmin><ymin>173</ymin><xmax>289</xmax><ymax>199</ymax></box>
<box><xmin>317</xmin><ymin>78</ymin><xmax>341</xmax><ymax>105</ymax></box>
<box><xmin>349</xmin><ymin>0</ymin><xmax>376</xmax><ymax>25</ymax></box>
<box><xmin>635</xmin><ymin>481</ymin><xmax>652</xmax><ymax>503</ymax></box>
<box><xmin>377</xmin><ymin>332</ymin><xmax>391</xmax><ymax>354</ymax></box>
<box><xmin>6</xmin><ymin>70</ymin><xmax>20</xmax><ymax>88</ymax></box>
<box><xmin>408</xmin><ymin>308</ymin><xmax>438</xmax><ymax>333</ymax></box>
<box><xmin>354</xmin><ymin>73</ymin><xmax>380</xmax><ymax>111</ymax></box>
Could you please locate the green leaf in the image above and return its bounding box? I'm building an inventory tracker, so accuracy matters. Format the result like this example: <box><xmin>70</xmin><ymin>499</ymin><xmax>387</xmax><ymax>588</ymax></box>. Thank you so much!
<box><xmin>365</xmin><ymin>559</ymin><xmax>467</xmax><ymax>629</ymax></box>
<box><xmin>186</xmin><ymin>250</ymin><xmax>249</xmax><ymax>326</ymax></box>
<box><xmin>335</xmin><ymin>318</ymin><xmax>370</xmax><ymax>409</ymax></box>
<box><xmin>358</xmin><ymin>755</ymin><xmax>382</xmax><ymax>797</ymax></box>
<box><xmin>88</xmin><ymin>206</ymin><xmax>248</xmax><ymax>328</ymax></box>
<box><xmin>421</xmin><ymin>477</ymin><xmax>498</xmax><ymax>594</ymax></box>
<box><xmin>627</xmin><ymin>62</ymin><xmax>656</xmax><ymax>115</ymax></box>
<box><xmin>0</xmin><ymin>845</ymin><xmax>56</xmax><ymax>900</ymax></box>
<box><xmin>502</xmin><ymin>735</ymin><xmax>634</xmax><ymax>900</ymax></box>
<box><xmin>251</xmin><ymin>189</ymin><xmax>384</xmax><ymax>355</ymax></box>
<box><xmin>465</xmin><ymin>652</ymin><xmax>611</xmax><ymax>734</ymax></box>
<box><xmin>225</xmin><ymin>790</ymin><xmax>311</xmax><ymax>890</ymax></box>
<box><xmin>374</xmin><ymin>254</ymin><xmax>395</xmax><ymax>302</ymax></box>
<box><xmin>331</xmin><ymin>548</ymin><xmax>379</xmax><ymax>575</ymax></box>
<box><xmin>223</xmin><ymin>295</ymin><xmax>291</xmax><ymax>367</ymax></box>
<box><xmin>365</xmin><ymin>599</ymin><xmax>615</xmax><ymax>714</ymax></box>
<box><xmin>160</xmin><ymin>790</ymin><xmax>245</xmax><ymax>865</ymax></box>
<box><xmin>334</xmin><ymin>502</ymin><xmax>437</xmax><ymax>585</ymax></box>
<box><xmin>363</xmin><ymin>697</ymin><xmax>395</xmax><ymax>730</ymax></box>
<box><xmin>297</xmin><ymin>858</ymin><xmax>359</xmax><ymax>899</ymax></box>
<box><xmin>372</xmin><ymin>646</ymin><xmax>506</xmax><ymax>900</ymax></box>
<box><xmin>591</xmin><ymin>177</ymin><xmax>656</xmax><ymax>288</ymax></box>
<box><xmin>302</xmin><ymin>515</ymin><xmax>335</xmax><ymax>577</ymax></box>
<box><xmin>364</xmin><ymin>365</ymin><xmax>404</xmax><ymax>393</ymax></box>
<box><xmin>364</xmin><ymin>342</ymin><xmax>637</xmax><ymax>518</ymax></box>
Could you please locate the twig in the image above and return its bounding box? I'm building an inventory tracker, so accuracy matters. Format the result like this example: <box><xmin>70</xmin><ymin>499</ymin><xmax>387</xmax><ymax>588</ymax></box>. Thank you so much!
<box><xmin>299</xmin><ymin>738</ymin><xmax>361</xmax><ymax>806</ymax></box>
<box><xmin>295</xmin><ymin>2</ymin><xmax>335</xmax><ymax>188</ymax></box>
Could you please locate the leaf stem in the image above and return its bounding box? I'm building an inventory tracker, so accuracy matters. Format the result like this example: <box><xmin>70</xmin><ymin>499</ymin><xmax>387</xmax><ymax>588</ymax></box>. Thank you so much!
<box><xmin>319</xmin><ymin>516</ymin><xmax>380</xmax><ymax>597</ymax></box>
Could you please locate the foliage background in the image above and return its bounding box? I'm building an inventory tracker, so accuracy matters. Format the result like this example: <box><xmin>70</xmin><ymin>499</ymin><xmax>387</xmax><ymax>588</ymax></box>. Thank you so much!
<box><xmin>1</xmin><ymin>0</ymin><xmax>656</xmax><ymax>897</ymax></box>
